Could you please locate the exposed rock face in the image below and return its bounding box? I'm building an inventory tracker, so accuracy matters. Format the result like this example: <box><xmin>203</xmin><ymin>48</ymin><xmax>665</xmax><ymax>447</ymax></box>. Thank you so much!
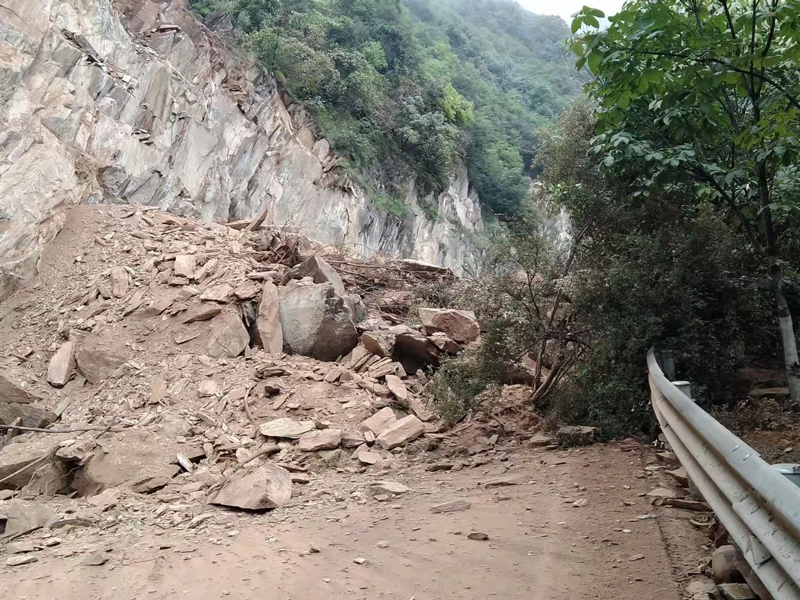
<box><xmin>0</xmin><ymin>0</ymin><xmax>483</xmax><ymax>301</ymax></box>
<box><xmin>278</xmin><ymin>279</ymin><xmax>358</xmax><ymax>361</ymax></box>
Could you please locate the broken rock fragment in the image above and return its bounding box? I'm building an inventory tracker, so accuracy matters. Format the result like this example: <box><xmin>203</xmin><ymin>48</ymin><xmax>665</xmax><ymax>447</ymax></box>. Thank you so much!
<box><xmin>109</xmin><ymin>266</ymin><xmax>130</xmax><ymax>298</ymax></box>
<box><xmin>74</xmin><ymin>334</ymin><xmax>131</xmax><ymax>384</ymax></box>
<box><xmin>298</xmin><ymin>429</ymin><xmax>342</xmax><ymax>452</ymax></box>
<box><xmin>47</xmin><ymin>341</ymin><xmax>75</xmax><ymax>387</ymax></box>
<box><xmin>376</xmin><ymin>415</ymin><xmax>425</xmax><ymax>449</ymax></box>
<box><xmin>360</xmin><ymin>407</ymin><xmax>397</xmax><ymax>436</ymax></box>
<box><xmin>210</xmin><ymin>464</ymin><xmax>292</xmax><ymax>511</ymax></box>
<box><xmin>256</xmin><ymin>280</ymin><xmax>283</xmax><ymax>353</ymax></box>
<box><xmin>173</xmin><ymin>255</ymin><xmax>195</xmax><ymax>279</ymax></box>
<box><xmin>207</xmin><ymin>308</ymin><xmax>250</xmax><ymax>358</ymax></box>
<box><xmin>259</xmin><ymin>418</ymin><xmax>315</xmax><ymax>439</ymax></box>
<box><xmin>418</xmin><ymin>308</ymin><xmax>479</xmax><ymax>343</ymax></box>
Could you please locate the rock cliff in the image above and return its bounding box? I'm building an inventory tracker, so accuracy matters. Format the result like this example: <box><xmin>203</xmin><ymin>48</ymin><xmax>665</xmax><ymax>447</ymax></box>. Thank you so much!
<box><xmin>0</xmin><ymin>0</ymin><xmax>484</xmax><ymax>299</ymax></box>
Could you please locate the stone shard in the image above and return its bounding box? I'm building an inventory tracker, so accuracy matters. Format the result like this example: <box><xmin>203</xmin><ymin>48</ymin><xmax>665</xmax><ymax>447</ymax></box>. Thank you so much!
<box><xmin>340</xmin><ymin>430</ymin><xmax>366</xmax><ymax>448</ymax></box>
<box><xmin>376</xmin><ymin>415</ymin><xmax>425</xmax><ymax>449</ymax></box>
<box><xmin>298</xmin><ymin>429</ymin><xmax>342</xmax><ymax>452</ymax></box>
<box><xmin>418</xmin><ymin>308</ymin><xmax>479</xmax><ymax>342</ymax></box>
<box><xmin>181</xmin><ymin>302</ymin><xmax>223</xmax><ymax>324</ymax></box>
<box><xmin>718</xmin><ymin>584</ymin><xmax>757</xmax><ymax>600</ymax></box>
<box><xmin>74</xmin><ymin>334</ymin><xmax>131</xmax><ymax>384</ymax></box>
<box><xmin>174</xmin><ymin>255</ymin><xmax>196</xmax><ymax>279</ymax></box>
<box><xmin>199</xmin><ymin>283</ymin><xmax>234</xmax><ymax>303</ymax></box>
<box><xmin>285</xmin><ymin>255</ymin><xmax>347</xmax><ymax>298</ymax></box>
<box><xmin>210</xmin><ymin>464</ymin><xmax>292</xmax><ymax>511</ymax></box>
<box><xmin>257</xmin><ymin>281</ymin><xmax>283</xmax><ymax>354</ymax></box>
<box><xmin>384</xmin><ymin>374</ymin><xmax>408</xmax><ymax>401</ymax></box>
<box><xmin>47</xmin><ymin>341</ymin><xmax>75</xmax><ymax>387</ymax></box>
<box><xmin>3</xmin><ymin>500</ymin><xmax>55</xmax><ymax>536</ymax></box>
<box><xmin>431</xmin><ymin>499</ymin><xmax>471</xmax><ymax>514</ymax></box>
<box><xmin>0</xmin><ymin>374</ymin><xmax>43</xmax><ymax>405</ymax></box>
<box><xmin>0</xmin><ymin>434</ymin><xmax>72</xmax><ymax>490</ymax></box>
<box><xmin>278</xmin><ymin>279</ymin><xmax>358</xmax><ymax>361</ymax></box>
<box><xmin>356</xmin><ymin>450</ymin><xmax>381</xmax><ymax>465</ymax></box>
<box><xmin>207</xmin><ymin>308</ymin><xmax>249</xmax><ymax>358</ymax></box>
<box><xmin>109</xmin><ymin>266</ymin><xmax>130</xmax><ymax>298</ymax></box>
<box><xmin>259</xmin><ymin>418</ymin><xmax>316</xmax><ymax>439</ymax></box>
<box><xmin>361</xmin><ymin>331</ymin><xmax>395</xmax><ymax>358</ymax></box>
<box><xmin>528</xmin><ymin>433</ymin><xmax>554</xmax><ymax>447</ymax></box>
<box><xmin>369</xmin><ymin>481</ymin><xmax>409</xmax><ymax>495</ymax></box>
<box><xmin>360</xmin><ymin>407</ymin><xmax>397</xmax><ymax>436</ymax></box>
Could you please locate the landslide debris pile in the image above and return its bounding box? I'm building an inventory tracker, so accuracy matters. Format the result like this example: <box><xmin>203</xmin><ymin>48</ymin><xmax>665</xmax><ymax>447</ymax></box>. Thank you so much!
<box><xmin>0</xmin><ymin>204</ymin><xmax>483</xmax><ymax>550</ymax></box>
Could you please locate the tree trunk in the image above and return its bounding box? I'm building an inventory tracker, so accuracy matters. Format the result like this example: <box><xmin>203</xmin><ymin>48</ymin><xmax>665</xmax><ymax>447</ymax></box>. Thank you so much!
<box><xmin>769</xmin><ymin>255</ymin><xmax>800</xmax><ymax>402</ymax></box>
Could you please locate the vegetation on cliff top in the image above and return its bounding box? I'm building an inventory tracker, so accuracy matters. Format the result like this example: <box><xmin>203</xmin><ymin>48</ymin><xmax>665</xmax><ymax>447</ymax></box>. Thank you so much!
<box><xmin>190</xmin><ymin>0</ymin><xmax>581</xmax><ymax>216</ymax></box>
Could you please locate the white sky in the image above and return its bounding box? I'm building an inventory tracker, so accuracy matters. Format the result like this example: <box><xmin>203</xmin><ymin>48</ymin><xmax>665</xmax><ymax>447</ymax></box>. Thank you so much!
<box><xmin>516</xmin><ymin>0</ymin><xmax>624</xmax><ymax>24</ymax></box>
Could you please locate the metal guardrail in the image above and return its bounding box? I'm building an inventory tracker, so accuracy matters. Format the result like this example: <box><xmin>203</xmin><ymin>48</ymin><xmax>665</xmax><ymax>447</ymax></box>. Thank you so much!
<box><xmin>647</xmin><ymin>349</ymin><xmax>800</xmax><ymax>600</ymax></box>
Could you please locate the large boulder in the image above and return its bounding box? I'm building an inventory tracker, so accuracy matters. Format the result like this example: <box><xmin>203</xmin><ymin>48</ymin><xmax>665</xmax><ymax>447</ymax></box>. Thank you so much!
<box><xmin>210</xmin><ymin>464</ymin><xmax>292</xmax><ymax>511</ymax></box>
<box><xmin>278</xmin><ymin>279</ymin><xmax>358</xmax><ymax>361</ymax></box>
<box><xmin>207</xmin><ymin>308</ymin><xmax>250</xmax><ymax>358</ymax></box>
<box><xmin>256</xmin><ymin>280</ymin><xmax>283</xmax><ymax>354</ymax></box>
<box><xmin>418</xmin><ymin>308</ymin><xmax>479</xmax><ymax>343</ymax></box>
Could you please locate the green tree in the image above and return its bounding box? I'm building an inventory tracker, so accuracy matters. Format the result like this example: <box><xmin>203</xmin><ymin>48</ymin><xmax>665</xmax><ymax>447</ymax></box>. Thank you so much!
<box><xmin>572</xmin><ymin>0</ymin><xmax>800</xmax><ymax>400</ymax></box>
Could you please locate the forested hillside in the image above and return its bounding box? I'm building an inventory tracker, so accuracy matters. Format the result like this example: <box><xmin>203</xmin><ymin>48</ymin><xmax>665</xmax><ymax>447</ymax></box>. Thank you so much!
<box><xmin>190</xmin><ymin>0</ymin><xmax>581</xmax><ymax>215</ymax></box>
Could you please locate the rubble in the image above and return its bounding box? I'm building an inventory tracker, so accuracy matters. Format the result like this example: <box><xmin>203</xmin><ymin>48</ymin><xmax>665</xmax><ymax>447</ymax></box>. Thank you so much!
<box><xmin>74</xmin><ymin>334</ymin><xmax>131</xmax><ymax>384</ymax></box>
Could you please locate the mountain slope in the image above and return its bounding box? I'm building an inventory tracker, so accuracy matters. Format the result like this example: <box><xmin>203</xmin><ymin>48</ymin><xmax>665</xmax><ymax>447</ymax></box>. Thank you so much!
<box><xmin>191</xmin><ymin>0</ymin><xmax>581</xmax><ymax>215</ymax></box>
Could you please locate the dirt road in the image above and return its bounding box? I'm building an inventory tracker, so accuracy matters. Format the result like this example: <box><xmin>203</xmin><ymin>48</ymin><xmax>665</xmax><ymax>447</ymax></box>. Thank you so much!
<box><xmin>2</xmin><ymin>443</ymin><xmax>702</xmax><ymax>600</ymax></box>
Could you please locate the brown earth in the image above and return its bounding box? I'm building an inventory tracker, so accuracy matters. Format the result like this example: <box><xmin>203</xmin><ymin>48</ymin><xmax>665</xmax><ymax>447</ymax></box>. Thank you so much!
<box><xmin>1</xmin><ymin>442</ymin><xmax>709</xmax><ymax>600</ymax></box>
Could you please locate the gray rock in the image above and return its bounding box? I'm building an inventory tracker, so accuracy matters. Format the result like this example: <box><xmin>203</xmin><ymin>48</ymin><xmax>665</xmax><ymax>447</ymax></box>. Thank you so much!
<box><xmin>369</xmin><ymin>481</ymin><xmax>408</xmax><ymax>495</ymax></box>
<box><xmin>556</xmin><ymin>425</ymin><xmax>597</xmax><ymax>446</ymax></box>
<box><xmin>75</xmin><ymin>334</ymin><xmax>131</xmax><ymax>384</ymax></box>
<box><xmin>376</xmin><ymin>414</ymin><xmax>425</xmax><ymax>450</ymax></box>
<box><xmin>712</xmin><ymin>545</ymin><xmax>742</xmax><ymax>584</ymax></box>
<box><xmin>3</xmin><ymin>500</ymin><xmax>55</xmax><ymax>536</ymax></box>
<box><xmin>109</xmin><ymin>266</ymin><xmax>130</xmax><ymax>297</ymax></box>
<box><xmin>257</xmin><ymin>280</ymin><xmax>283</xmax><ymax>354</ymax></box>
<box><xmin>207</xmin><ymin>308</ymin><xmax>250</xmax><ymax>358</ymax></box>
<box><xmin>431</xmin><ymin>499</ymin><xmax>471</xmax><ymax>514</ymax></box>
<box><xmin>174</xmin><ymin>255</ymin><xmax>196</xmax><ymax>279</ymax></box>
<box><xmin>47</xmin><ymin>341</ymin><xmax>75</xmax><ymax>387</ymax></box>
<box><xmin>278</xmin><ymin>280</ymin><xmax>358</xmax><ymax>361</ymax></box>
<box><xmin>298</xmin><ymin>429</ymin><xmax>342</xmax><ymax>452</ymax></box>
<box><xmin>360</xmin><ymin>407</ymin><xmax>397</xmax><ymax>436</ymax></box>
<box><xmin>285</xmin><ymin>255</ymin><xmax>346</xmax><ymax>298</ymax></box>
<box><xmin>718</xmin><ymin>583</ymin><xmax>756</xmax><ymax>600</ymax></box>
<box><xmin>418</xmin><ymin>308</ymin><xmax>479</xmax><ymax>342</ymax></box>
<box><xmin>361</xmin><ymin>331</ymin><xmax>395</xmax><ymax>358</ymax></box>
<box><xmin>211</xmin><ymin>465</ymin><xmax>292</xmax><ymax>511</ymax></box>
<box><xmin>259</xmin><ymin>418</ymin><xmax>315</xmax><ymax>439</ymax></box>
<box><xmin>6</xmin><ymin>555</ymin><xmax>38</xmax><ymax>567</ymax></box>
